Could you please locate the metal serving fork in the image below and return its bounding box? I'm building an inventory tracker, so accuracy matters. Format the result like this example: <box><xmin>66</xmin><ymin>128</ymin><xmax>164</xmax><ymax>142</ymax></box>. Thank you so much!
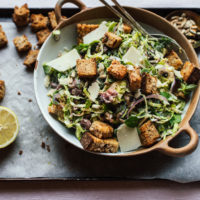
<box><xmin>99</xmin><ymin>0</ymin><xmax>188</xmax><ymax>62</ymax></box>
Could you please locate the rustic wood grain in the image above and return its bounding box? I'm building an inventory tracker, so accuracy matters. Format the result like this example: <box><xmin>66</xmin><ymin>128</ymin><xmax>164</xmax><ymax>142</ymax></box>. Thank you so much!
<box><xmin>0</xmin><ymin>0</ymin><xmax>200</xmax><ymax>9</ymax></box>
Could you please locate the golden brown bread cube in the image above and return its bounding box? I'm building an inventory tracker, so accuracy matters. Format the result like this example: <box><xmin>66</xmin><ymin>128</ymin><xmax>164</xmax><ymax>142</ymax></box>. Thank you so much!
<box><xmin>89</xmin><ymin>121</ymin><xmax>113</xmax><ymax>139</ymax></box>
<box><xmin>12</xmin><ymin>3</ymin><xmax>30</xmax><ymax>27</ymax></box>
<box><xmin>48</xmin><ymin>104</ymin><xmax>64</xmax><ymax>120</ymax></box>
<box><xmin>0</xmin><ymin>80</ymin><xmax>5</xmax><ymax>101</ymax></box>
<box><xmin>23</xmin><ymin>49</ymin><xmax>39</xmax><ymax>68</ymax></box>
<box><xmin>48</xmin><ymin>11</ymin><xmax>57</xmax><ymax>29</ymax></box>
<box><xmin>141</xmin><ymin>73</ymin><xmax>157</xmax><ymax>94</ymax></box>
<box><xmin>181</xmin><ymin>61</ymin><xmax>200</xmax><ymax>84</ymax></box>
<box><xmin>30</xmin><ymin>14</ymin><xmax>49</xmax><ymax>32</ymax></box>
<box><xmin>102</xmin><ymin>32</ymin><xmax>122</xmax><ymax>49</ymax></box>
<box><xmin>107</xmin><ymin>60</ymin><xmax>127</xmax><ymax>80</ymax></box>
<box><xmin>123</xmin><ymin>24</ymin><xmax>132</xmax><ymax>34</ymax></box>
<box><xmin>166</xmin><ymin>50</ymin><xmax>183</xmax><ymax>70</ymax></box>
<box><xmin>139</xmin><ymin>120</ymin><xmax>160</xmax><ymax>147</ymax></box>
<box><xmin>128</xmin><ymin>67</ymin><xmax>142</xmax><ymax>92</ymax></box>
<box><xmin>0</xmin><ymin>25</ymin><xmax>8</xmax><ymax>48</ymax></box>
<box><xmin>13</xmin><ymin>35</ymin><xmax>32</xmax><ymax>52</ymax></box>
<box><xmin>77</xmin><ymin>24</ymin><xmax>99</xmax><ymax>44</ymax></box>
<box><xmin>80</xmin><ymin>132</ymin><xmax>119</xmax><ymax>153</ymax></box>
<box><xmin>36</xmin><ymin>28</ymin><xmax>51</xmax><ymax>46</ymax></box>
<box><xmin>76</xmin><ymin>58</ymin><xmax>97</xmax><ymax>78</ymax></box>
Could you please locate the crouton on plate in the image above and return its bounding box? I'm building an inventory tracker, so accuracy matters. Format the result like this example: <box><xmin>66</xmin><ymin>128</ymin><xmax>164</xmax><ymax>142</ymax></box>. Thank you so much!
<box><xmin>128</xmin><ymin>67</ymin><xmax>142</xmax><ymax>92</ymax></box>
<box><xmin>89</xmin><ymin>121</ymin><xmax>114</xmax><ymax>139</ymax></box>
<box><xmin>13</xmin><ymin>3</ymin><xmax>30</xmax><ymax>27</ymax></box>
<box><xmin>13</xmin><ymin>35</ymin><xmax>32</xmax><ymax>52</ymax></box>
<box><xmin>107</xmin><ymin>60</ymin><xmax>127</xmax><ymax>80</ymax></box>
<box><xmin>166</xmin><ymin>50</ymin><xmax>183</xmax><ymax>70</ymax></box>
<box><xmin>141</xmin><ymin>73</ymin><xmax>157</xmax><ymax>94</ymax></box>
<box><xmin>80</xmin><ymin>132</ymin><xmax>119</xmax><ymax>153</ymax></box>
<box><xmin>102</xmin><ymin>32</ymin><xmax>122</xmax><ymax>49</ymax></box>
<box><xmin>23</xmin><ymin>49</ymin><xmax>39</xmax><ymax>68</ymax></box>
<box><xmin>0</xmin><ymin>80</ymin><xmax>5</xmax><ymax>101</ymax></box>
<box><xmin>48</xmin><ymin>104</ymin><xmax>64</xmax><ymax>120</ymax></box>
<box><xmin>181</xmin><ymin>61</ymin><xmax>200</xmax><ymax>84</ymax></box>
<box><xmin>139</xmin><ymin>120</ymin><xmax>160</xmax><ymax>146</ymax></box>
<box><xmin>36</xmin><ymin>28</ymin><xmax>51</xmax><ymax>46</ymax></box>
<box><xmin>123</xmin><ymin>24</ymin><xmax>132</xmax><ymax>34</ymax></box>
<box><xmin>30</xmin><ymin>14</ymin><xmax>49</xmax><ymax>32</ymax></box>
<box><xmin>0</xmin><ymin>25</ymin><xmax>8</xmax><ymax>48</ymax></box>
<box><xmin>76</xmin><ymin>58</ymin><xmax>97</xmax><ymax>78</ymax></box>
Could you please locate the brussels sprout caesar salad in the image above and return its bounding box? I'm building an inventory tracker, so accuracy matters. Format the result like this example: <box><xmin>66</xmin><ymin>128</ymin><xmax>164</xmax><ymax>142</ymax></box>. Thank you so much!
<box><xmin>43</xmin><ymin>19</ymin><xmax>200</xmax><ymax>153</ymax></box>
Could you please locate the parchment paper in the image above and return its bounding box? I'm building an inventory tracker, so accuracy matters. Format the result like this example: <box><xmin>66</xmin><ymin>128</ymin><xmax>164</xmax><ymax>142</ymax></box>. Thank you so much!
<box><xmin>0</xmin><ymin>21</ymin><xmax>200</xmax><ymax>183</ymax></box>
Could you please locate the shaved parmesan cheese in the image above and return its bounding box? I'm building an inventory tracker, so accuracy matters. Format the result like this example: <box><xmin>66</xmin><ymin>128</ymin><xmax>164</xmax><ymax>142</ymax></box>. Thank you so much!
<box><xmin>44</xmin><ymin>75</ymin><xmax>50</xmax><ymax>88</ymax></box>
<box><xmin>174</xmin><ymin>70</ymin><xmax>182</xmax><ymax>79</ymax></box>
<box><xmin>47</xmin><ymin>89</ymin><xmax>56</xmax><ymax>97</ymax></box>
<box><xmin>117</xmin><ymin>124</ymin><xmax>141</xmax><ymax>152</ymax></box>
<box><xmin>122</xmin><ymin>46</ymin><xmax>143</xmax><ymax>65</ymax></box>
<box><xmin>83</xmin><ymin>22</ymin><xmax>108</xmax><ymax>44</ymax></box>
<box><xmin>88</xmin><ymin>82</ymin><xmax>100</xmax><ymax>101</ymax></box>
<box><xmin>58</xmin><ymin>77</ymin><xmax>71</xmax><ymax>85</ymax></box>
<box><xmin>45</xmin><ymin>49</ymin><xmax>81</xmax><ymax>72</ymax></box>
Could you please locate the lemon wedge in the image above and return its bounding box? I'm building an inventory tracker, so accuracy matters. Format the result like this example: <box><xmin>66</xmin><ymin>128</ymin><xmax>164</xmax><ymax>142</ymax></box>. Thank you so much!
<box><xmin>0</xmin><ymin>106</ymin><xmax>19</xmax><ymax>148</ymax></box>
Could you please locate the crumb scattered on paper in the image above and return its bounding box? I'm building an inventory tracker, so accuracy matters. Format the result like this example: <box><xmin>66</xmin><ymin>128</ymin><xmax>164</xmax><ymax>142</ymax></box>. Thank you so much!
<box><xmin>19</xmin><ymin>150</ymin><xmax>23</xmax><ymax>155</ymax></box>
<box><xmin>46</xmin><ymin>145</ymin><xmax>50</xmax><ymax>152</ymax></box>
<box><xmin>41</xmin><ymin>142</ymin><xmax>45</xmax><ymax>149</ymax></box>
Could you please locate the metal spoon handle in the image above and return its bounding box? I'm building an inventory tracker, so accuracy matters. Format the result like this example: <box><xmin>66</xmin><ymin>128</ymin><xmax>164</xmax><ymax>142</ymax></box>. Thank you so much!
<box><xmin>111</xmin><ymin>0</ymin><xmax>149</xmax><ymax>36</ymax></box>
<box><xmin>99</xmin><ymin>0</ymin><xmax>132</xmax><ymax>27</ymax></box>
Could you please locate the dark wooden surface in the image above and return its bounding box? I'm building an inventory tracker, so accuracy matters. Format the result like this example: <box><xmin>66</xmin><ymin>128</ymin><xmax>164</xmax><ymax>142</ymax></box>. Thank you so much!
<box><xmin>0</xmin><ymin>180</ymin><xmax>200</xmax><ymax>200</ymax></box>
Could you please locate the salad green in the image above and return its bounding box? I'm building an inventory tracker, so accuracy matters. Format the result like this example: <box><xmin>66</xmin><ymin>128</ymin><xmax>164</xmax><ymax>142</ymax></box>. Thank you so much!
<box><xmin>43</xmin><ymin>19</ymin><xmax>198</xmax><ymax>152</ymax></box>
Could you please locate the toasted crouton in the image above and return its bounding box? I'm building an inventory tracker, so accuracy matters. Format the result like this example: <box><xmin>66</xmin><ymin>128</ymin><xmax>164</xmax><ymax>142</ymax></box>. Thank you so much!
<box><xmin>30</xmin><ymin>14</ymin><xmax>49</xmax><ymax>32</ymax></box>
<box><xmin>123</xmin><ymin>24</ymin><xmax>132</xmax><ymax>33</ymax></box>
<box><xmin>48</xmin><ymin>11</ymin><xmax>57</xmax><ymax>29</ymax></box>
<box><xmin>0</xmin><ymin>80</ymin><xmax>5</xmax><ymax>101</ymax></box>
<box><xmin>181</xmin><ymin>61</ymin><xmax>200</xmax><ymax>84</ymax></box>
<box><xmin>12</xmin><ymin>4</ymin><xmax>30</xmax><ymax>27</ymax></box>
<box><xmin>36</xmin><ymin>28</ymin><xmax>51</xmax><ymax>46</ymax></box>
<box><xmin>77</xmin><ymin>24</ymin><xmax>99</xmax><ymax>44</ymax></box>
<box><xmin>23</xmin><ymin>49</ymin><xmax>39</xmax><ymax>68</ymax></box>
<box><xmin>0</xmin><ymin>25</ymin><xmax>8</xmax><ymax>48</ymax></box>
<box><xmin>128</xmin><ymin>67</ymin><xmax>142</xmax><ymax>92</ymax></box>
<box><xmin>139</xmin><ymin>120</ymin><xmax>160</xmax><ymax>146</ymax></box>
<box><xmin>89</xmin><ymin>121</ymin><xmax>113</xmax><ymax>139</ymax></box>
<box><xmin>166</xmin><ymin>50</ymin><xmax>183</xmax><ymax>70</ymax></box>
<box><xmin>107</xmin><ymin>60</ymin><xmax>127</xmax><ymax>80</ymax></box>
<box><xmin>13</xmin><ymin>35</ymin><xmax>32</xmax><ymax>52</ymax></box>
<box><xmin>141</xmin><ymin>73</ymin><xmax>157</xmax><ymax>94</ymax></box>
<box><xmin>76</xmin><ymin>58</ymin><xmax>97</xmax><ymax>78</ymax></box>
<box><xmin>48</xmin><ymin>104</ymin><xmax>64</xmax><ymax>120</ymax></box>
<box><xmin>80</xmin><ymin>132</ymin><xmax>119</xmax><ymax>153</ymax></box>
<box><xmin>102</xmin><ymin>32</ymin><xmax>122</xmax><ymax>49</ymax></box>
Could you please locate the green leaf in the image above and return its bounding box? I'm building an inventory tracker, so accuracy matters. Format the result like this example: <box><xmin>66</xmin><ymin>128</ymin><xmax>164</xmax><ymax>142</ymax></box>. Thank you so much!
<box><xmin>43</xmin><ymin>64</ymin><xmax>54</xmax><ymax>75</ymax></box>
<box><xmin>141</xmin><ymin>68</ymin><xmax>150</xmax><ymax>74</ymax></box>
<box><xmin>125</xmin><ymin>115</ymin><xmax>139</xmax><ymax>128</ymax></box>
<box><xmin>75</xmin><ymin>124</ymin><xmax>85</xmax><ymax>140</ymax></box>
<box><xmin>160</xmin><ymin>92</ymin><xmax>171</xmax><ymax>100</ymax></box>
<box><xmin>85</xmin><ymin>99</ymin><xmax>92</xmax><ymax>109</ymax></box>
<box><xmin>75</xmin><ymin>43</ymin><xmax>89</xmax><ymax>54</ymax></box>
<box><xmin>170</xmin><ymin>114</ymin><xmax>182</xmax><ymax>126</ymax></box>
<box><xmin>178</xmin><ymin>83</ymin><xmax>197</xmax><ymax>95</ymax></box>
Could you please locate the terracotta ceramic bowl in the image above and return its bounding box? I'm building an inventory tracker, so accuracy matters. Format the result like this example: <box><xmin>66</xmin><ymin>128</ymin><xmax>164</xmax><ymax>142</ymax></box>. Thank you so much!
<box><xmin>34</xmin><ymin>0</ymin><xmax>200</xmax><ymax>157</ymax></box>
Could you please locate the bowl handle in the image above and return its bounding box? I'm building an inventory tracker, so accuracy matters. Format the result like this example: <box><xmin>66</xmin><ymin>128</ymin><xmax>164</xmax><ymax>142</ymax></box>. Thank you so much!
<box><xmin>55</xmin><ymin>0</ymin><xmax>87</xmax><ymax>24</ymax></box>
<box><xmin>157</xmin><ymin>122</ymin><xmax>199</xmax><ymax>157</ymax></box>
